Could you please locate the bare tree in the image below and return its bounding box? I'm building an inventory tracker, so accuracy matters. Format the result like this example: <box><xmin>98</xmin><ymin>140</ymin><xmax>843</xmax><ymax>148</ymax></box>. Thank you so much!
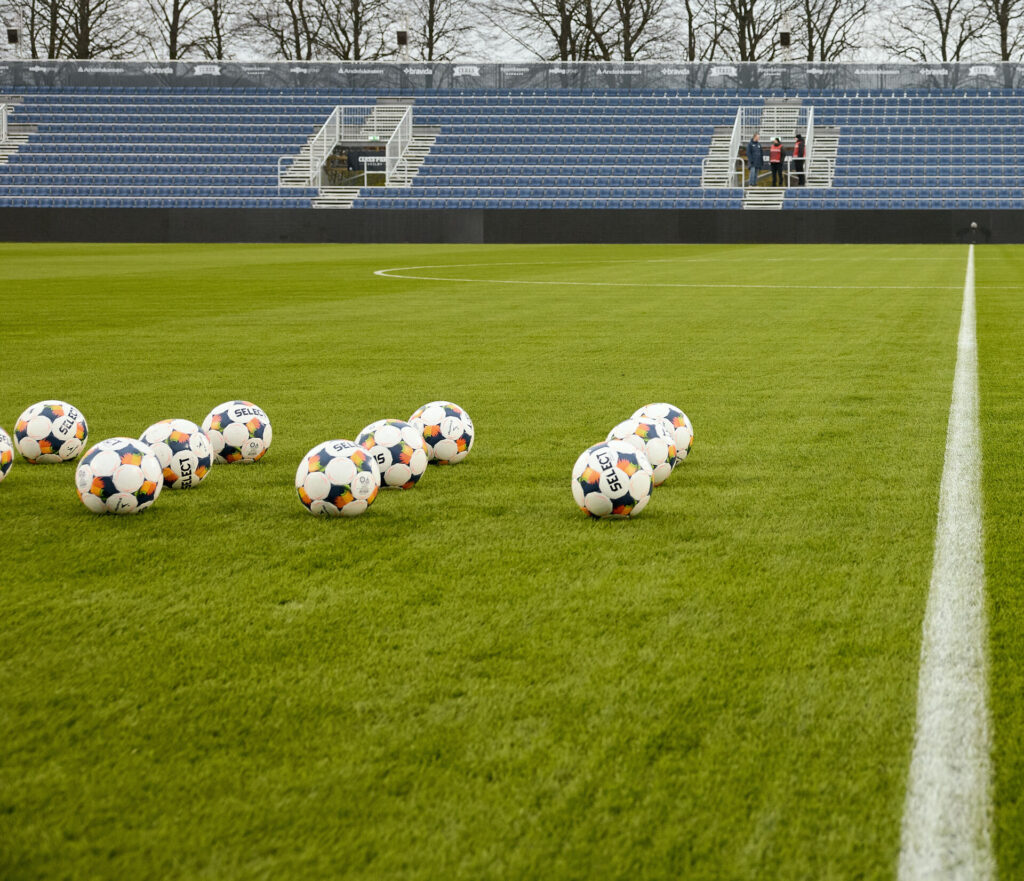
<box><xmin>245</xmin><ymin>0</ymin><xmax>323</xmax><ymax>59</ymax></box>
<box><xmin>793</xmin><ymin>0</ymin><xmax>869</xmax><ymax>60</ymax></box>
<box><xmin>717</xmin><ymin>0</ymin><xmax>798</xmax><ymax>60</ymax></box>
<box><xmin>603</xmin><ymin>0</ymin><xmax>672</xmax><ymax>59</ymax></box>
<box><xmin>4</xmin><ymin>0</ymin><xmax>73</xmax><ymax>57</ymax></box>
<box><xmin>473</xmin><ymin>0</ymin><xmax>603</xmax><ymax>61</ymax></box>
<box><xmin>679</xmin><ymin>0</ymin><xmax>726</xmax><ymax>60</ymax></box>
<box><xmin>199</xmin><ymin>0</ymin><xmax>234</xmax><ymax>58</ymax></box>
<box><xmin>143</xmin><ymin>0</ymin><xmax>210</xmax><ymax>57</ymax></box>
<box><xmin>65</xmin><ymin>0</ymin><xmax>142</xmax><ymax>56</ymax></box>
<box><xmin>978</xmin><ymin>0</ymin><xmax>1024</xmax><ymax>58</ymax></box>
<box><xmin>882</xmin><ymin>0</ymin><xmax>989</xmax><ymax>60</ymax></box>
<box><xmin>399</xmin><ymin>0</ymin><xmax>476</xmax><ymax>59</ymax></box>
<box><xmin>315</xmin><ymin>0</ymin><xmax>392</xmax><ymax>59</ymax></box>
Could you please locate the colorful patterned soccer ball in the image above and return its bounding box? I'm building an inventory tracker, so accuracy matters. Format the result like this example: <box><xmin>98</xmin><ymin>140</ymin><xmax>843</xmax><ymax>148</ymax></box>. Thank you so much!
<box><xmin>632</xmin><ymin>403</ymin><xmax>694</xmax><ymax>461</ymax></box>
<box><xmin>140</xmin><ymin>419</ymin><xmax>214</xmax><ymax>489</ymax></box>
<box><xmin>202</xmin><ymin>400</ymin><xmax>272</xmax><ymax>464</ymax></box>
<box><xmin>571</xmin><ymin>439</ymin><xmax>654</xmax><ymax>519</ymax></box>
<box><xmin>409</xmin><ymin>401</ymin><xmax>475</xmax><ymax>465</ymax></box>
<box><xmin>14</xmin><ymin>400</ymin><xmax>88</xmax><ymax>463</ymax></box>
<box><xmin>74</xmin><ymin>437</ymin><xmax>164</xmax><ymax>515</ymax></box>
<box><xmin>356</xmin><ymin>419</ymin><xmax>429</xmax><ymax>489</ymax></box>
<box><xmin>0</xmin><ymin>426</ymin><xmax>14</xmax><ymax>483</ymax></box>
<box><xmin>607</xmin><ymin>417</ymin><xmax>677</xmax><ymax>486</ymax></box>
<box><xmin>295</xmin><ymin>439</ymin><xmax>381</xmax><ymax>517</ymax></box>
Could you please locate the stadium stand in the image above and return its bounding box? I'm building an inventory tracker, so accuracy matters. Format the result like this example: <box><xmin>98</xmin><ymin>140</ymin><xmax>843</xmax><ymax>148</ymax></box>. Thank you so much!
<box><xmin>0</xmin><ymin>64</ymin><xmax>1021</xmax><ymax>211</ymax></box>
<box><xmin>0</xmin><ymin>88</ymin><xmax>326</xmax><ymax>207</ymax></box>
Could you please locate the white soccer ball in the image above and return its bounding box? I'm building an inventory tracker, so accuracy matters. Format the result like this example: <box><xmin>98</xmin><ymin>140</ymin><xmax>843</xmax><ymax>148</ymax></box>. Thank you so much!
<box><xmin>14</xmin><ymin>400</ymin><xmax>88</xmax><ymax>463</ymax></box>
<box><xmin>632</xmin><ymin>402</ymin><xmax>694</xmax><ymax>461</ymax></box>
<box><xmin>140</xmin><ymin>419</ymin><xmax>214</xmax><ymax>489</ymax></box>
<box><xmin>356</xmin><ymin>419</ymin><xmax>429</xmax><ymax>489</ymax></box>
<box><xmin>0</xmin><ymin>426</ymin><xmax>14</xmax><ymax>483</ymax></box>
<box><xmin>607</xmin><ymin>417</ymin><xmax>677</xmax><ymax>486</ymax></box>
<box><xmin>74</xmin><ymin>437</ymin><xmax>164</xmax><ymax>515</ymax></box>
<box><xmin>409</xmin><ymin>400</ymin><xmax>475</xmax><ymax>464</ymax></box>
<box><xmin>201</xmin><ymin>400</ymin><xmax>272</xmax><ymax>464</ymax></box>
<box><xmin>295</xmin><ymin>439</ymin><xmax>381</xmax><ymax>517</ymax></box>
<box><xmin>571</xmin><ymin>439</ymin><xmax>654</xmax><ymax>519</ymax></box>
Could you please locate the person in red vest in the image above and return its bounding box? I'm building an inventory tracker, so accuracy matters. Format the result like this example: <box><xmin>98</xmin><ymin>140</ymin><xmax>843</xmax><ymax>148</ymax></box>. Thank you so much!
<box><xmin>769</xmin><ymin>138</ymin><xmax>786</xmax><ymax>186</ymax></box>
<box><xmin>793</xmin><ymin>133</ymin><xmax>806</xmax><ymax>185</ymax></box>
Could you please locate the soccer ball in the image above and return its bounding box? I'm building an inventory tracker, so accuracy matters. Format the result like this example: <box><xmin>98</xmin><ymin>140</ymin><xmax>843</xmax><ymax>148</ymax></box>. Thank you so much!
<box><xmin>607</xmin><ymin>417</ymin><xmax>677</xmax><ymax>486</ymax></box>
<box><xmin>356</xmin><ymin>419</ymin><xmax>429</xmax><ymax>489</ymax></box>
<box><xmin>140</xmin><ymin>419</ymin><xmax>214</xmax><ymax>489</ymax></box>
<box><xmin>74</xmin><ymin>437</ymin><xmax>164</xmax><ymax>515</ymax></box>
<box><xmin>0</xmin><ymin>426</ymin><xmax>14</xmax><ymax>483</ymax></box>
<box><xmin>409</xmin><ymin>401</ymin><xmax>475</xmax><ymax>464</ymax></box>
<box><xmin>14</xmin><ymin>400</ymin><xmax>88</xmax><ymax>463</ymax></box>
<box><xmin>571</xmin><ymin>439</ymin><xmax>654</xmax><ymax>519</ymax></box>
<box><xmin>632</xmin><ymin>403</ymin><xmax>694</xmax><ymax>460</ymax></box>
<box><xmin>202</xmin><ymin>400</ymin><xmax>272</xmax><ymax>464</ymax></box>
<box><xmin>295</xmin><ymin>439</ymin><xmax>381</xmax><ymax>517</ymax></box>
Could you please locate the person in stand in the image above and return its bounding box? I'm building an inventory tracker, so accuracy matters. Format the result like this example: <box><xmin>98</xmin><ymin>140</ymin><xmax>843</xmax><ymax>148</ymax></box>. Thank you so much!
<box><xmin>793</xmin><ymin>133</ymin><xmax>806</xmax><ymax>186</ymax></box>
<box><xmin>769</xmin><ymin>137</ymin><xmax>786</xmax><ymax>186</ymax></box>
<box><xmin>747</xmin><ymin>133</ymin><xmax>763</xmax><ymax>187</ymax></box>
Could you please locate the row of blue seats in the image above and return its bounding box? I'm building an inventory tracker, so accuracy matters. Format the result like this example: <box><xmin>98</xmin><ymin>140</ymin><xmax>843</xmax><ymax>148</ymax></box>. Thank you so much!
<box><xmin>362</xmin><ymin>186</ymin><xmax>708</xmax><ymax>198</ymax></box>
<box><xmin>0</xmin><ymin>186</ymin><xmax>310</xmax><ymax>197</ymax></box>
<box><xmin>0</xmin><ymin>174</ymin><xmax>292</xmax><ymax>185</ymax></box>
<box><xmin>782</xmin><ymin>198</ymin><xmax>1016</xmax><ymax>208</ymax></box>
<box><xmin>5</xmin><ymin>163</ymin><xmax>279</xmax><ymax>174</ymax></box>
<box><xmin>31</xmin><ymin>125</ymin><xmax>313</xmax><ymax>136</ymax></box>
<box><xmin>16</xmin><ymin>144</ymin><xmax>289</xmax><ymax>155</ymax></box>
<box><xmin>0</xmin><ymin>196</ymin><xmax>313</xmax><ymax>207</ymax></box>
<box><xmin>19</xmin><ymin>140</ymin><xmax>304</xmax><ymax>152</ymax></box>
<box><xmin>423</xmin><ymin>142</ymin><xmax>704</xmax><ymax>152</ymax></box>
<box><xmin>404</xmin><ymin>177</ymin><xmax>700</xmax><ymax>188</ymax></box>
<box><xmin>353</xmin><ymin>197</ymin><xmax>740</xmax><ymax>208</ymax></box>
<box><xmin>792</xmin><ymin>186</ymin><xmax>1017</xmax><ymax>196</ymax></box>
<box><xmin>22</xmin><ymin>115</ymin><xmax>328</xmax><ymax>126</ymax></box>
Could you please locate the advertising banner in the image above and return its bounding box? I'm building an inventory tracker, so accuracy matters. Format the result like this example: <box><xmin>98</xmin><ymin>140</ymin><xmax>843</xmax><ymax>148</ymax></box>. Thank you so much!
<box><xmin>1</xmin><ymin>61</ymin><xmax>1023</xmax><ymax>92</ymax></box>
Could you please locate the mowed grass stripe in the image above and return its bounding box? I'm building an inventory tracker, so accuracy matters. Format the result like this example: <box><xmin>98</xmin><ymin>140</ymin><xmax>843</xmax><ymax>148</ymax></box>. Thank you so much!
<box><xmin>0</xmin><ymin>244</ymin><xmax>963</xmax><ymax>880</ymax></box>
<box><xmin>975</xmin><ymin>245</ymin><xmax>1024</xmax><ymax>880</ymax></box>
<box><xmin>898</xmin><ymin>246</ymin><xmax>994</xmax><ymax>881</ymax></box>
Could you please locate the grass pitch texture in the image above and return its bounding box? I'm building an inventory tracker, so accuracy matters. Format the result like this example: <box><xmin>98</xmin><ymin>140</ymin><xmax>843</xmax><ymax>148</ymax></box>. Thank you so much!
<box><xmin>976</xmin><ymin>246</ymin><xmax>1024</xmax><ymax>880</ymax></box>
<box><xmin>0</xmin><ymin>243</ymin><xmax>1009</xmax><ymax>880</ymax></box>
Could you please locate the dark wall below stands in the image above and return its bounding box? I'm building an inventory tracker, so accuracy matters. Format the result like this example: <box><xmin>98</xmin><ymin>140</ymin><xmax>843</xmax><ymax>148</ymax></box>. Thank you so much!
<box><xmin>0</xmin><ymin>208</ymin><xmax>1009</xmax><ymax>244</ymax></box>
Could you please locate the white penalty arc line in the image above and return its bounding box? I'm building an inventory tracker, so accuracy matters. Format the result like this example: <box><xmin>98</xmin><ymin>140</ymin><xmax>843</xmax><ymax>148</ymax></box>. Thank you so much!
<box><xmin>374</xmin><ymin>263</ymin><xmax>964</xmax><ymax>290</ymax></box>
<box><xmin>898</xmin><ymin>244</ymin><xmax>994</xmax><ymax>881</ymax></box>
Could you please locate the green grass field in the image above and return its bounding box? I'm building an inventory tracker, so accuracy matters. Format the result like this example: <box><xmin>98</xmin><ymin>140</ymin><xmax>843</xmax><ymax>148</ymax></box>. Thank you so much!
<box><xmin>0</xmin><ymin>242</ymin><xmax>1020</xmax><ymax>880</ymax></box>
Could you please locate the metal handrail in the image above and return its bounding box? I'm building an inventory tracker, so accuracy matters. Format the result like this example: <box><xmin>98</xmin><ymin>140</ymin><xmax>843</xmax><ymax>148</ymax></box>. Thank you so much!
<box><xmin>727</xmin><ymin>112</ymin><xmax>742</xmax><ymax>187</ymax></box>
<box><xmin>804</xmin><ymin>106</ymin><xmax>815</xmax><ymax>181</ymax></box>
<box><xmin>385</xmin><ymin>105</ymin><xmax>412</xmax><ymax>186</ymax></box>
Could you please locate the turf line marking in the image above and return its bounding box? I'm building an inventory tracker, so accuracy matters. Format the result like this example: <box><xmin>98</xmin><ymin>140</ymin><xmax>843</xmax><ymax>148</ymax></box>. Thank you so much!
<box><xmin>374</xmin><ymin>264</ymin><xmax>963</xmax><ymax>290</ymax></box>
<box><xmin>898</xmin><ymin>244</ymin><xmax>994</xmax><ymax>881</ymax></box>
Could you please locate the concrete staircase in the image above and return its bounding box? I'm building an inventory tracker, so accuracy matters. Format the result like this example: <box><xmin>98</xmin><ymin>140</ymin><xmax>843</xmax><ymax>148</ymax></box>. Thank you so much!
<box><xmin>312</xmin><ymin>187</ymin><xmax>361</xmax><ymax>209</ymax></box>
<box><xmin>0</xmin><ymin>98</ymin><xmax>32</xmax><ymax>165</ymax></box>
<box><xmin>758</xmin><ymin>100</ymin><xmax>802</xmax><ymax>142</ymax></box>
<box><xmin>807</xmin><ymin>126</ymin><xmax>840</xmax><ymax>187</ymax></box>
<box><xmin>701</xmin><ymin>125</ymin><xmax>737</xmax><ymax>187</ymax></box>
<box><xmin>386</xmin><ymin>130</ymin><xmax>437</xmax><ymax>187</ymax></box>
<box><xmin>742</xmin><ymin>187</ymin><xmax>787</xmax><ymax>210</ymax></box>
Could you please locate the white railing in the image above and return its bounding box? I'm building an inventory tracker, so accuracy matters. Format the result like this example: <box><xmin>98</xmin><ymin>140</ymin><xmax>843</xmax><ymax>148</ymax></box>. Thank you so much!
<box><xmin>700</xmin><ymin>155</ymin><xmax>745</xmax><ymax>188</ymax></box>
<box><xmin>727</xmin><ymin>111</ymin><xmax>744</xmax><ymax>187</ymax></box>
<box><xmin>804</xmin><ymin>106</ymin><xmax>815</xmax><ymax>181</ymax></box>
<box><xmin>0</xmin><ymin>103</ymin><xmax>9</xmax><ymax>144</ymax></box>
<box><xmin>282</xmin><ymin>103</ymin><xmax>414</xmax><ymax>190</ymax></box>
<box><xmin>385</xmin><ymin>105</ymin><xmax>412</xmax><ymax>186</ymax></box>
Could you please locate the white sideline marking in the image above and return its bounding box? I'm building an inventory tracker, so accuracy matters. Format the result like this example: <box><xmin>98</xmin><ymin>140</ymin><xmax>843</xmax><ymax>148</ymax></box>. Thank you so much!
<box><xmin>374</xmin><ymin>263</ymin><xmax>964</xmax><ymax>290</ymax></box>
<box><xmin>898</xmin><ymin>245</ymin><xmax>994</xmax><ymax>881</ymax></box>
